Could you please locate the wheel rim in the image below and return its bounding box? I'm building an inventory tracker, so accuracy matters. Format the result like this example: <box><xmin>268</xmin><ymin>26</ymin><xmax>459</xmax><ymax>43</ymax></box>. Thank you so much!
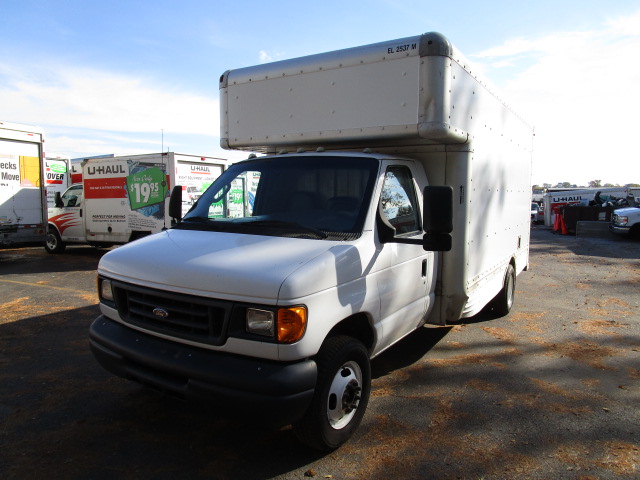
<box><xmin>46</xmin><ymin>233</ymin><xmax>57</xmax><ymax>250</ymax></box>
<box><xmin>506</xmin><ymin>270</ymin><xmax>515</xmax><ymax>309</ymax></box>
<box><xmin>326</xmin><ymin>360</ymin><xmax>363</xmax><ymax>430</ymax></box>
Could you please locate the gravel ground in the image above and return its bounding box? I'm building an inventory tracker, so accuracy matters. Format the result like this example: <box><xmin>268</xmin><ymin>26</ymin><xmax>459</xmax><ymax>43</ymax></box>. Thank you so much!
<box><xmin>0</xmin><ymin>227</ymin><xmax>638</xmax><ymax>479</ymax></box>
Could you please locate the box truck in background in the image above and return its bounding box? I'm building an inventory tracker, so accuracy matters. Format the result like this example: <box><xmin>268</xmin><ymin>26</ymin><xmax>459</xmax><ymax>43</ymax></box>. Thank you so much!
<box><xmin>0</xmin><ymin>121</ymin><xmax>47</xmax><ymax>246</ymax></box>
<box><xmin>46</xmin><ymin>152</ymin><xmax>227</xmax><ymax>253</ymax></box>
<box><xmin>44</xmin><ymin>154</ymin><xmax>71</xmax><ymax>208</ymax></box>
<box><xmin>541</xmin><ymin>187</ymin><xmax>633</xmax><ymax>226</ymax></box>
<box><xmin>89</xmin><ymin>33</ymin><xmax>533</xmax><ymax>450</ymax></box>
<box><xmin>70</xmin><ymin>154</ymin><xmax>115</xmax><ymax>185</ymax></box>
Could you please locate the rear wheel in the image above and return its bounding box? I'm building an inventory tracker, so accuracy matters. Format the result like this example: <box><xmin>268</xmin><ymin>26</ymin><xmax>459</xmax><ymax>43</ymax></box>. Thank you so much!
<box><xmin>293</xmin><ymin>335</ymin><xmax>371</xmax><ymax>451</ymax></box>
<box><xmin>491</xmin><ymin>263</ymin><xmax>515</xmax><ymax>316</ymax></box>
<box><xmin>45</xmin><ymin>227</ymin><xmax>66</xmax><ymax>254</ymax></box>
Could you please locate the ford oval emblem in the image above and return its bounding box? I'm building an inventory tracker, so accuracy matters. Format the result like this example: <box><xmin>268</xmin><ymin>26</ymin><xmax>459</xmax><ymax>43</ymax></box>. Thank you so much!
<box><xmin>152</xmin><ymin>308</ymin><xmax>169</xmax><ymax>318</ymax></box>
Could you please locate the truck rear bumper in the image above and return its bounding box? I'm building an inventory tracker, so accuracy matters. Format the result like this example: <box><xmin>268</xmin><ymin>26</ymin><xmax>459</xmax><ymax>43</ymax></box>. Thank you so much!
<box><xmin>89</xmin><ymin>316</ymin><xmax>317</xmax><ymax>426</ymax></box>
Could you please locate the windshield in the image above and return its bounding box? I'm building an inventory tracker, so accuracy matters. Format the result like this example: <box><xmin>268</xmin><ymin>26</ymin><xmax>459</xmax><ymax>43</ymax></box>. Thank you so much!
<box><xmin>176</xmin><ymin>155</ymin><xmax>379</xmax><ymax>240</ymax></box>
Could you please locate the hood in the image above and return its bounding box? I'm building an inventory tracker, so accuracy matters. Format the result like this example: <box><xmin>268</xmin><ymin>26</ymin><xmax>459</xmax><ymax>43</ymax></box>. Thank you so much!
<box><xmin>99</xmin><ymin>229</ymin><xmax>365</xmax><ymax>302</ymax></box>
<box><xmin>613</xmin><ymin>207</ymin><xmax>640</xmax><ymax>216</ymax></box>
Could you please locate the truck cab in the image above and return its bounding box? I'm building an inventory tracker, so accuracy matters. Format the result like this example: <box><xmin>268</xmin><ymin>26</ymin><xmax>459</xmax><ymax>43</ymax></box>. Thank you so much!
<box><xmin>46</xmin><ymin>184</ymin><xmax>85</xmax><ymax>253</ymax></box>
<box><xmin>610</xmin><ymin>206</ymin><xmax>640</xmax><ymax>239</ymax></box>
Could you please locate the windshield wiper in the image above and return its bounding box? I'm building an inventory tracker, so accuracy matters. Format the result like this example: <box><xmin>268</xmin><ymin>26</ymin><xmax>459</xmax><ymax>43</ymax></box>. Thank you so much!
<box><xmin>242</xmin><ymin>220</ymin><xmax>328</xmax><ymax>239</ymax></box>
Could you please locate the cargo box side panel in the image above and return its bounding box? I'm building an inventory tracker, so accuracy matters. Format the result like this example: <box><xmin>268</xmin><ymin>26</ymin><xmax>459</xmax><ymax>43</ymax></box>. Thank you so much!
<box><xmin>223</xmin><ymin>55</ymin><xmax>423</xmax><ymax>150</ymax></box>
<box><xmin>436</xmin><ymin>59</ymin><xmax>533</xmax><ymax>320</ymax></box>
<box><xmin>422</xmin><ymin>136</ymin><xmax>532</xmax><ymax>325</ymax></box>
<box><xmin>463</xmin><ymin>132</ymin><xmax>532</xmax><ymax>318</ymax></box>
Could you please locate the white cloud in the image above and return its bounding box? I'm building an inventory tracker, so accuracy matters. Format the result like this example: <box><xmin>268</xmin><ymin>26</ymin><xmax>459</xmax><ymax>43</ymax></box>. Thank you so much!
<box><xmin>605</xmin><ymin>10</ymin><xmax>640</xmax><ymax>35</ymax></box>
<box><xmin>259</xmin><ymin>50</ymin><xmax>273</xmax><ymax>63</ymax></box>
<box><xmin>474</xmin><ymin>11</ymin><xmax>640</xmax><ymax>186</ymax></box>
<box><xmin>0</xmin><ymin>63</ymin><xmax>218</xmax><ymax>136</ymax></box>
<box><xmin>258</xmin><ymin>50</ymin><xmax>286</xmax><ymax>64</ymax></box>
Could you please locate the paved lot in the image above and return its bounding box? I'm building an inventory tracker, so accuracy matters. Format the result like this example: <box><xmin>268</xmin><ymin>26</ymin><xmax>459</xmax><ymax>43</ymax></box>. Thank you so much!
<box><xmin>1</xmin><ymin>227</ymin><xmax>638</xmax><ymax>479</ymax></box>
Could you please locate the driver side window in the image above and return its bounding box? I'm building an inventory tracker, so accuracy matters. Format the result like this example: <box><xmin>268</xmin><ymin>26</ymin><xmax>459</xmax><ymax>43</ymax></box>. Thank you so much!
<box><xmin>380</xmin><ymin>166</ymin><xmax>420</xmax><ymax>235</ymax></box>
<box><xmin>62</xmin><ymin>186</ymin><xmax>83</xmax><ymax>207</ymax></box>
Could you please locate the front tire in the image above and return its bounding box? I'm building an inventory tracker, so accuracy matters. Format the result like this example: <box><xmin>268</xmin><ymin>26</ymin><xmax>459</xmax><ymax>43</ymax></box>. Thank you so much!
<box><xmin>45</xmin><ymin>227</ymin><xmax>66</xmax><ymax>254</ymax></box>
<box><xmin>293</xmin><ymin>335</ymin><xmax>371</xmax><ymax>451</ymax></box>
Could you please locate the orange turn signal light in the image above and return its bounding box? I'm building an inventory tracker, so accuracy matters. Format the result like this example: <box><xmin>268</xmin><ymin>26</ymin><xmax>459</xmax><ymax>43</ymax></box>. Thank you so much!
<box><xmin>277</xmin><ymin>306</ymin><xmax>307</xmax><ymax>343</ymax></box>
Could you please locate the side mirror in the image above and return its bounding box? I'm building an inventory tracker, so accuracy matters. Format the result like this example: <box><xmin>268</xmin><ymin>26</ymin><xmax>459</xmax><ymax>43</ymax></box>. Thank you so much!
<box><xmin>54</xmin><ymin>192</ymin><xmax>64</xmax><ymax>208</ymax></box>
<box><xmin>168</xmin><ymin>185</ymin><xmax>183</xmax><ymax>224</ymax></box>
<box><xmin>422</xmin><ymin>186</ymin><xmax>453</xmax><ymax>252</ymax></box>
<box><xmin>376</xmin><ymin>201</ymin><xmax>396</xmax><ymax>243</ymax></box>
<box><xmin>375</xmin><ymin>185</ymin><xmax>453</xmax><ymax>252</ymax></box>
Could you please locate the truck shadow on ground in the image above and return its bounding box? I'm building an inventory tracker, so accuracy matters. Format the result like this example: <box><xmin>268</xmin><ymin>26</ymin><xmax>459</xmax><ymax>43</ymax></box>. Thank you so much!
<box><xmin>372</xmin><ymin>326</ymin><xmax>452</xmax><ymax>379</ymax></box>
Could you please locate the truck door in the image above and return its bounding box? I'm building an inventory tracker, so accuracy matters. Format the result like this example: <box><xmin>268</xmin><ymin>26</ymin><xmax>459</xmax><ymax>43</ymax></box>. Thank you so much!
<box><xmin>377</xmin><ymin>163</ymin><xmax>433</xmax><ymax>350</ymax></box>
<box><xmin>49</xmin><ymin>184</ymin><xmax>85</xmax><ymax>242</ymax></box>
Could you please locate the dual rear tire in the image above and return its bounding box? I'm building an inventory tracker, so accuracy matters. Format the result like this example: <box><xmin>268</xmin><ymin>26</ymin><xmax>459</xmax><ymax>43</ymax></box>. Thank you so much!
<box><xmin>491</xmin><ymin>263</ymin><xmax>516</xmax><ymax>316</ymax></box>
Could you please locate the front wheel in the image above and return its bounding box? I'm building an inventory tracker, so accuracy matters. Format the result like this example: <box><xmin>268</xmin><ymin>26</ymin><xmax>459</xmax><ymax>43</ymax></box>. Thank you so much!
<box><xmin>293</xmin><ymin>335</ymin><xmax>371</xmax><ymax>451</ymax></box>
<box><xmin>45</xmin><ymin>227</ymin><xmax>66</xmax><ymax>254</ymax></box>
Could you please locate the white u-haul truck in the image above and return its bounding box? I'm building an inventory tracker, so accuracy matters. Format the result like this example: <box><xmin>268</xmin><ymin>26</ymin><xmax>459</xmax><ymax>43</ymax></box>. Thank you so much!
<box><xmin>90</xmin><ymin>33</ymin><xmax>533</xmax><ymax>450</ymax></box>
<box><xmin>44</xmin><ymin>155</ymin><xmax>71</xmax><ymax>208</ymax></box>
<box><xmin>46</xmin><ymin>152</ymin><xmax>227</xmax><ymax>253</ymax></box>
<box><xmin>0</xmin><ymin>121</ymin><xmax>47</xmax><ymax>246</ymax></box>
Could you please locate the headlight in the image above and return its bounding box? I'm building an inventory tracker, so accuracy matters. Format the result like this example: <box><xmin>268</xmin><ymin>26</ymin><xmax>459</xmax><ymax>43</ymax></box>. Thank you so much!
<box><xmin>98</xmin><ymin>277</ymin><xmax>114</xmax><ymax>302</ymax></box>
<box><xmin>245</xmin><ymin>306</ymin><xmax>307</xmax><ymax>343</ymax></box>
<box><xmin>246</xmin><ymin>308</ymin><xmax>274</xmax><ymax>337</ymax></box>
<box><xmin>613</xmin><ymin>215</ymin><xmax>628</xmax><ymax>226</ymax></box>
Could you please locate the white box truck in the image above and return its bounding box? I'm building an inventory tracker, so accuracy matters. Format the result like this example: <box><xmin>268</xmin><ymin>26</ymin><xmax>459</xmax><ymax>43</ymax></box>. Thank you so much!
<box><xmin>46</xmin><ymin>152</ymin><xmax>227</xmax><ymax>253</ymax></box>
<box><xmin>0</xmin><ymin>121</ymin><xmax>47</xmax><ymax>246</ymax></box>
<box><xmin>89</xmin><ymin>33</ymin><xmax>533</xmax><ymax>450</ymax></box>
<box><xmin>44</xmin><ymin>155</ymin><xmax>71</xmax><ymax>208</ymax></box>
<box><xmin>541</xmin><ymin>187</ymin><xmax>632</xmax><ymax>227</ymax></box>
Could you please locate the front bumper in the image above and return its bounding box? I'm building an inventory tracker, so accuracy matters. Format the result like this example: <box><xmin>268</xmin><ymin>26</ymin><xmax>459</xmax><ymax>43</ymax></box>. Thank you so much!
<box><xmin>90</xmin><ymin>315</ymin><xmax>317</xmax><ymax>426</ymax></box>
<box><xmin>609</xmin><ymin>224</ymin><xmax>630</xmax><ymax>235</ymax></box>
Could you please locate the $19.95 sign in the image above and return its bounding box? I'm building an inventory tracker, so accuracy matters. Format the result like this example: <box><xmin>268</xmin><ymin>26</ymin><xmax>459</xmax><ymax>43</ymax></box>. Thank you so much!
<box><xmin>126</xmin><ymin>167</ymin><xmax>168</xmax><ymax>210</ymax></box>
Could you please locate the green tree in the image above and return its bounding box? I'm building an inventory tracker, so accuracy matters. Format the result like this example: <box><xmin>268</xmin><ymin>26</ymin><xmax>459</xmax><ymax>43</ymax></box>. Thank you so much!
<box><xmin>588</xmin><ymin>179</ymin><xmax>602</xmax><ymax>188</ymax></box>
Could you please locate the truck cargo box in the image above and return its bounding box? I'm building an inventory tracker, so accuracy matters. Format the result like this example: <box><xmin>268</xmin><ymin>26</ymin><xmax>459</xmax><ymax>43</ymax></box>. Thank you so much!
<box><xmin>220</xmin><ymin>32</ymin><xmax>530</xmax><ymax>154</ymax></box>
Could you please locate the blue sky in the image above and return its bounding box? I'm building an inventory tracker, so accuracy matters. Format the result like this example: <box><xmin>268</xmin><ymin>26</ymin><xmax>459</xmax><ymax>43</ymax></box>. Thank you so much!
<box><xmin>2</xmin><ymin>0</ymin><xmax>639</xmax><ymax>186</ymax></box>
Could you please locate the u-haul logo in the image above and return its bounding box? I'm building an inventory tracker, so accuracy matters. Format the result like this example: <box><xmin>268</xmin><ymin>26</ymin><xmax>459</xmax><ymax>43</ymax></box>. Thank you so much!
<box><xmin>86</xmin><ymin>165</ymin><xmax>126</xmax><ymax>176</ymax></box>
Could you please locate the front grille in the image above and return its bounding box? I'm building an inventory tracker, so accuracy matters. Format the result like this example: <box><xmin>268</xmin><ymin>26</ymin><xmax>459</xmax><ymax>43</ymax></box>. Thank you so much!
<box><xmin>111</xmin><ymin>281</ymin><xmax>231</xmax><ymax>346</ymax></box>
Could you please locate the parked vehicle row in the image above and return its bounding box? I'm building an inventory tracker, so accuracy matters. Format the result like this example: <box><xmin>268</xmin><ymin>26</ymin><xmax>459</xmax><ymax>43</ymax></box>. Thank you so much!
<box><xmin>45</xmin><ymin>153</ymin><xmax>227</xmax><ymax>253</ymax></box>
